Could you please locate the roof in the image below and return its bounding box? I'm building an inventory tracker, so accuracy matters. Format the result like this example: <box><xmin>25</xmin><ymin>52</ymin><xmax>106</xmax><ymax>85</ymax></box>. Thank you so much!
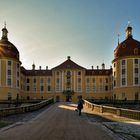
<box><xmin>21</xmin><ymin>66</ymin><xmax>52</xmax><ymax>76</ymax></box>
<box><xmin>114</xmin><ymin>37</ymin><xmax>140</xmax><ymax>59</ymax></box>
<box><xmin>85</xmin><ymin>69</ymin><xmax>112</xmax><ymax>76</ymax></box>
<box><xmin>0</xmin><ymin>26</ymin><xmax>19</xmax><ymax>60</ymax></box>
<box><xmin>0</xmin><ymin>39</ymin><xmax>19</xmax><ymax>60</ymax></box>
<box><xmin>52</xmin><ymin>57</ymin><xmax>85</xmax><ymax>70</ymax></box>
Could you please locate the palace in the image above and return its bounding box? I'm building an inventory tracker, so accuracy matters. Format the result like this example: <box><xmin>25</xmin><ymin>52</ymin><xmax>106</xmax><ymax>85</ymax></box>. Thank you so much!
<box><xmin>0</xmin><ymin>23</ymin><xmax>140</xmax><ymax>102</ymax></box>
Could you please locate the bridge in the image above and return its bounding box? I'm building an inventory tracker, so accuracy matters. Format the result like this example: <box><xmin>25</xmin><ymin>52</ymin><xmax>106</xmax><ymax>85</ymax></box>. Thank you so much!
<box><xmin>0</xmin><ymin>101</ymin><xmax>122</xmax><ymax>140</ymax></box>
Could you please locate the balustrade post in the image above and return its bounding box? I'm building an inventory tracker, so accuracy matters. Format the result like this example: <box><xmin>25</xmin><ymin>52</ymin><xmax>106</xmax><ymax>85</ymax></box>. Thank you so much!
<box><xmin>116</xmin><ymin>109</ymin><xmax>121</xmax><ymax>116</ymax></box>
<box><xmin>100</xmin><ymin>105</ymin><xmax>103</xmax><ymax>113</ymax></box>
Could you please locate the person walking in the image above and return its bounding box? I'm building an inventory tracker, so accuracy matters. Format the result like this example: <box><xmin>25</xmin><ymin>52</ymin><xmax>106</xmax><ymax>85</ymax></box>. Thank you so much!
<box><xmin>76</xmin><ymin>96</ymin><xmax>84</xmax><ymax>116</ymax></box>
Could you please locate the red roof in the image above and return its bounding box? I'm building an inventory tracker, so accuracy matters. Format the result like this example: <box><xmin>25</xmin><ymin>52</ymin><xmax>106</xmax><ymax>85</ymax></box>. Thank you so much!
<box><xmin>114</xmin><ymin>37</ymin><xmax>140</xmax><ymax>59</ymax></box>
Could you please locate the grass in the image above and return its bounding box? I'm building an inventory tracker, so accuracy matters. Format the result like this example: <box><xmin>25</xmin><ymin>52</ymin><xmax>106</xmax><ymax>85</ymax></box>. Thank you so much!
<box><xmin>0</xmin><ymin>121</ymin><xmax>12</xmax><ymax>128</ymax></box>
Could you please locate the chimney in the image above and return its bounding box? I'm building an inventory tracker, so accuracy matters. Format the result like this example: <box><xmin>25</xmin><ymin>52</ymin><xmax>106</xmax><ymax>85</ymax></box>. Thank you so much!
<box><xmin>67</xmin><ymin>56</ymin><xmax>71</xmax><ymax>60</ymax></box>
<box><xmin>46</xmin><ymin>66</ymin><xmax>48</xmax><ymax>70</ymax></box>
<box><xmin>32</xmin><ymin>63</ymin><xmax>35</xmax><ymax>70</ymax></box>
<box><xmin>97</xmin><ymin>66</ymin><xmax>99</xmax><ymax>70</ymax></box>
<box><xmin>39</xmin><ymin>66</ymin><xmax>41</xmax><ymax>70</ymax></box>
<box><xmin>91</xmin><ymin>66</ymin><xmax>94</xmax><ymax>70</ymax></box>
<box><xmin>102</xmin><ymin>63</ymin><xmax>105</xmax><ymax>69</ymax></box>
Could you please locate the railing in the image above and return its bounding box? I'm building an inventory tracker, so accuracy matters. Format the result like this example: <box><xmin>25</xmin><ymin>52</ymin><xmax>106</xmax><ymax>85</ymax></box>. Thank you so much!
<box><xmin>84</xmin><ymin>99</ymin><xmax>140</xmax><ymax>120</ymax></box>
<box><xmin>0</xmin><ymin>98</ymin><xmax>54</xmax><ymax>117</ymax></box>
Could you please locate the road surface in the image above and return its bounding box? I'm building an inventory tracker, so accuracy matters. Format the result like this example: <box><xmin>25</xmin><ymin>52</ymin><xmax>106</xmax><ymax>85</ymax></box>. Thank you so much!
<box><xmin>0</xmin><ymin>102</ymin><xmax>120</xmax><ymax>140</ymax></box>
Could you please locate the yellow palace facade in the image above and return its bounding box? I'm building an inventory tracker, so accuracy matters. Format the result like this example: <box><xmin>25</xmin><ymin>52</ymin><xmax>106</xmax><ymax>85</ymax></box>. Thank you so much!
<box><xmin>0</xmin><ymin>23</ymin><xmax>139</xmax><ymax>102</ymax></box>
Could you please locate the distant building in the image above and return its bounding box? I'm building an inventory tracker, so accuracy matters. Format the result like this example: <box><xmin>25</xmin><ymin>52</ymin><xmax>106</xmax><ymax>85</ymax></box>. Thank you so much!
<box><xmin>0</xmin><ymin>23</ymin><xmax>139</xmax><ymax>101</ymax></box>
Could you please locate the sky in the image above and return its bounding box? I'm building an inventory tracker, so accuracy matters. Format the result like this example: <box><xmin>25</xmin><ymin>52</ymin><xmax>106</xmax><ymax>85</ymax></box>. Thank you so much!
<box><xmin>0</xmin><ymin>0</ymin><xmax>140</xmax><ymax>70</ymax></box>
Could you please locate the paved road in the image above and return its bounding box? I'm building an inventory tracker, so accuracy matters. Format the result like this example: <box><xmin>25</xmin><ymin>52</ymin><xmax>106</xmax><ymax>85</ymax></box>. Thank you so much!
<box><xmin>0</xmin><ymin>102</ymin><xmax>120</xmax><ymax>140</ymax></box>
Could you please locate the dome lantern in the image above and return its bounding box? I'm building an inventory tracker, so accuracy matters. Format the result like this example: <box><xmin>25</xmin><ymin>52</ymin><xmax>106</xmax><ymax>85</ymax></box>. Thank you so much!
<box><xmin>1</xmin><ymin>22</ymin><xmax>8</xmax><ymax>40</ymax></box>
<box><xmin>125</xmin><ymin>21</ymin><xmax>132</xmax><ymax>39</ymax></box>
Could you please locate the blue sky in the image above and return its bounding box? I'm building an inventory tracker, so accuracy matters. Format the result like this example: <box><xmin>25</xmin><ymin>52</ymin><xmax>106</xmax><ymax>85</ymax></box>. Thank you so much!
<box><xmin>0</xmin><ymin>0</ymin><xmax>140</xmax><ymax>69</ymax></box>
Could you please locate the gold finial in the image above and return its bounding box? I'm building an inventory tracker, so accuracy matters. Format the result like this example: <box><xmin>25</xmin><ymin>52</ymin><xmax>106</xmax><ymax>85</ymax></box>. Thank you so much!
<box><xmin>128</xmin><ymin>20</ymin><xmax>131</xmax><ymax>27</ymax></box>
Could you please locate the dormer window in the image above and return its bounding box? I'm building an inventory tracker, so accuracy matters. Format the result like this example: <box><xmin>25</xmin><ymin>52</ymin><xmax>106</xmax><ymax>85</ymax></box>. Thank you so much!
<box><xmin>134</xmin><ymin>48</ymin><xmax>138</xmax><ymax>55</ymax></box>
<box><xmin>122</xmin><ymin>43</ymin><xmax>126</xmax><ymax>48</ymax></box>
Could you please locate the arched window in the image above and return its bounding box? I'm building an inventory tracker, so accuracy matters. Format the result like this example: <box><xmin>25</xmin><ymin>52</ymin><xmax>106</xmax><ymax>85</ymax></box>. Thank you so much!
<box><xmin>56</xmin><ymin>71</ymin><xmax>59</xmax><ymax>76</ymax></box>
<box><xmin>78</xmin><ymin>71</ymin><xmax>81</xmax><ymax>75</ymax></box>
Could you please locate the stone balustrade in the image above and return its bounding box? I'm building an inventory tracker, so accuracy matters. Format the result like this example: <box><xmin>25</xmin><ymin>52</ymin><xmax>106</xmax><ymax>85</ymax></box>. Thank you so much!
<box><xmin>83</xmin><ymin>99</ymin><xmax>140</xmax><ymax>120</ymax></box>
<box><xmin>0</xmin><ymin>98</ymin><xmax>54</xmax><ymax>117</ymax></box>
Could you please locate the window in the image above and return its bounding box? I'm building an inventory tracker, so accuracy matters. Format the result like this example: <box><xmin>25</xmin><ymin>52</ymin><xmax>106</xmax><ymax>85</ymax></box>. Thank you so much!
<box><xmin>33</xmin><ymin>85</ymin><xmax>36</xmax><ymax>92</ymax></box>
<box><xmin>114</xmin><ymin>63</ymin><xmax>115</xmax><ymax>68</ymax></box>
<box><xmin>135</xmin><ymin>92</ymin><xmax>139</xmax><ymax>100</ymax></box>
<box><xmin>134</xmin><ymin>59</ymin><xmax>138</xmax><ymax>64</ymax></box>
<box><xmin>86</xmin><ymin>85</ymin><xmax>90</xmax><ymax>92</ymax></box>
<box><xmin>135</xmin><ymin>68</ymin><xmax>138</xmax><ymax>73</ymax></box>
<box><xmin>67</xmin><ymin>71</ymin><xmax>71</xmax><ymax>76</ymax></box>
<box><xmin>122</xmin><ymin>78</ymin><xmax>126</xmax><ymax>85</ymax></box>
<box><xmin>100</xmin><ymin>85</ymin><xmax>103</xmax><ymax>91</ymax></box>
<box><xmin>27</xmin><ymin>78</ymin><xmax>30</xmax><ymax>83</ymax></box>
<box><xmin>7</xmin><ymin>78</ymin><xmax>11</xmax><ymax>86</ymax></box>
<box><xmin>27</xmin><ymin>86</ymin><xmax>30</xmax><ymax>91</ymax></box>
<box><xmin>135</xmin><ymin>77</ymin><xmax>139</xmax><ymax>85</ymax></box>
<box><xmin>40</xmin><ymin>78</ymin><xmax>44</xmax><ymax>84</ymax></box>
<box><xmin>78</xmin><ymin>78</ymin><xmax>81</xmax><ymax>83</ymax></box>
<box><xmin>92</xmin><ymin>85</ymin><xmax>96</xmax><ymax>92</ymax></box>
<box><xmin>114</xmin><ymin>72</ymin><xmax>116</xmax><ymax>76</ymax></box>
<box><xmin>8</xmin><ymin>69</ymin><xmax>11</xmax><ymax>75</ymax></box>
<box><xmin>114</xmin><ymin>80</ymin><xmax>116</xmax><ymax>87</ymax></box>
<box><xmin>40</xmin><ymin>86</ymin><xmax>44</xmax><ymax>92</ymax></box>
<box><xmin>47</xmin><ymin>85</ymin><xmax>51</xmax><ymax>91</ymax></box>
<box><xmin>86</xmin><ymin>78</ymin><xmax>89</xmax><ymax>83</ymax></box>
<box><xmin>134</xmin><ymin>48</ymin><xmax>138</xmax><ymax>55</ymax></box>
<box><xmin>105</xmin><ymin>78</ymin><xmax>108</xmax><ymax>83</ymax></box>
<box><xmin>77</xmin><ymin>85</ymin><xmax>81</xmax><ymax>92</ymax></box>
<box><xmin>105</xmin><ymin>86</ymin><xmax>108</xmax><ymax>91</ymax></box>
<box><xmin>47</xmin><ymin>78</ymin><xmax>51</xmax><ymax>84</ymax></box>
<box><xmin>56</xmin><ymin>71</ymin><xmax>59</xmax><ymax>75</ymax></box>
<box><xmin>17</xmin><ymin>63</ymin><xmax>20</xmax><ymax>68</ymax></box>
<box><xmin>8</xmin><ymin>61</ymin><xmax>11</xmax><ymax>66</ymax></box>
<box><xmin>122</xmin><ymin>92</ymin><xmax>125</xmax><ymax>99</ymax></box>
<box><xmin>92</xmin><ymin>78</ymin><xmax>95</xmax><ymax>83</ymax></box>
<box><xmin>122</xmin><ymin>60</ymin><xmax>125</xmax><ymax>65</ymax></box>
<box><xmin>17</xmin><ymin>72</ymin><xmax>19</xmax><ymax>77</ymax></box>
<box><xmin>33</xmin><ymin>78</ymin><xmax>36</xmax><ymax>83</ymax></box>
<box><xmin>78</xmin><ymin>71</ymin><xmax>81</xmax><ymax>76</ymax></box>
<box><xmin>17</xmin><ymin>80</ymin><xmax>19</xmax><ymax>87</ymax></box>
<box><xmin>122</xmin><ymin>69</ymin><xmax>126</xmax><ymax>75</ymax></box>
<box><xmin>100</xmin><ymin>78</ymin><xmax>102</xmax><ymax>83</ymax></box>
<box><xmin>56</xmin><ymin>78</ymin><xmax>59</xmax><ymax>84</ymax></box>
<box><xmin>8</xmin><ymin>92</ymin><xmax>12</xmax><ymax>100</ymax></box>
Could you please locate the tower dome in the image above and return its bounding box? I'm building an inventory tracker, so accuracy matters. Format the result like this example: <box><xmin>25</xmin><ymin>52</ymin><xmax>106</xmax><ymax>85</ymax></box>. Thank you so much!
<box><xmin>0</xmin><ymin>24</ymin><xmax>19</xmax><ymax>60</ymax></box>
<box><xmin>114</xmin><ymin>24</ymin><xmax>140</xmax><ymax>60</ymax></box>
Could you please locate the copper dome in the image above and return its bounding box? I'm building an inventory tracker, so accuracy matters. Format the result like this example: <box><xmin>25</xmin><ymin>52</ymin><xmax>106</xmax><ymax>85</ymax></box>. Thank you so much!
<box><xmin>0</xmin><ymin>26</ymin><xmax>19</xmax><ymax>60</ymax></box>
<box><xmin>114</xmin><ymin>24</ymin><xmax>140</xmax><ymax>59</ymax></box>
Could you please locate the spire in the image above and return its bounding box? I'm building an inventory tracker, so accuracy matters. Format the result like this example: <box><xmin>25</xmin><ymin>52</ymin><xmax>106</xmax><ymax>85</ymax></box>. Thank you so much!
<box><xmin>4</xmin><ymin>21</ymin><xmax>6</xmax><ymax>28</ymax></box>
<box><xmin>1</xmin><ymin>21</ymin><xmax>8</xmax><ymax>40</ymax></box>
<box><xmin>118</xmin><ymin>34</ymin><xmax>120</xmax><ymax>45</ymax></box>
<box><xmin>125</xmin><ymin>21</ymin><xmax>132</xmax><ymax>39</ymax></box>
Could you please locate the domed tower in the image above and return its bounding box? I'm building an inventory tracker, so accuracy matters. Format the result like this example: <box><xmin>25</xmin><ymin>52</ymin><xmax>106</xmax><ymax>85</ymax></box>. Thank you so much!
<box><xmin>112</xmin><ymin>23</ymin><xmax>140</xmax><ymax>100</ymax></box>
<box><xmin>0</xmin><ymin>23</ymin><xmax>21</xmax><ymax>100</ymax></box>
